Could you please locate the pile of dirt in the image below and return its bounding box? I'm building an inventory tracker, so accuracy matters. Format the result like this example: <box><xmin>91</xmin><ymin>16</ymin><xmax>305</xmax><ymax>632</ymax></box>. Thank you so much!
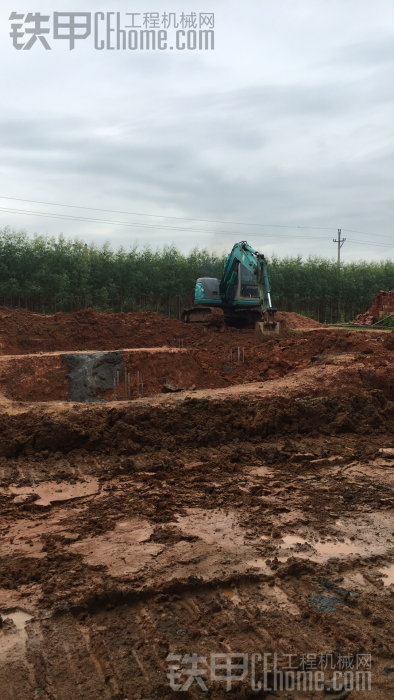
<box><xmin>0</xmin><ymin>307</ymin><xmax>191</xmax><ymax>354</ymax></box>
<box><xmin>275</xmin><ymin>311</ymin><xmax>323</xmax><ymax>330</ymax></box>
<box><xmin>0</xmin><ymin>307</ymin><xmax>324</xmax><ymax>355</ymax></box>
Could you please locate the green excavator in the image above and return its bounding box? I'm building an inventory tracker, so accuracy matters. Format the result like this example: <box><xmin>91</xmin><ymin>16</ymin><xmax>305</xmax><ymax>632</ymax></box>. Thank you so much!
<box><xmin>182</xmin><ymin>241</ymin><xmax>277</xmax><ymax>329</ymax></box>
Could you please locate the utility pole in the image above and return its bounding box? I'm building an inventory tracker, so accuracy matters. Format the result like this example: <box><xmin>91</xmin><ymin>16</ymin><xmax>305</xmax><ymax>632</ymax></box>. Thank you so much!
<box><xmin>333</xmin><ymin>229</ymin><xmax>346</xmax><ymax>266</ymax></box>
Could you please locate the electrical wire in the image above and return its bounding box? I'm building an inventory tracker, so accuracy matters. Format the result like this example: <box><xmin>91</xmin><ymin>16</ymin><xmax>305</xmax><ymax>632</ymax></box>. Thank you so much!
<box><xmin>345</xmin><ymin>238</ymin><xmax>394</xmax><ymax>249</ymax></box>
<box><xmin>3</xmin><ymin>195</ymin><xmax>390</xmax><ymax>238</ymax></box>
<box><xmin>0</xmin><ymin>206</ymin><xmax>338</xmax><ymax>239</ymax></box>
<box><xmin>0</xmin><ymin>201</ymin><xmax>392</xmax><ymax>247</ymax></box>
<box><xmin>0</xmin><ymin>195</ymin><xmax>339</xmax><ymax>231</ymax></box>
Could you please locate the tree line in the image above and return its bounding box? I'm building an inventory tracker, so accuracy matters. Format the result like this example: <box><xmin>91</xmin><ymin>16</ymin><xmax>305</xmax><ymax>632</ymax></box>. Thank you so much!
<box><xmin>0</xmin><ymin>227</ymin><xmax>392</xmax><ymax>322</ymax></box>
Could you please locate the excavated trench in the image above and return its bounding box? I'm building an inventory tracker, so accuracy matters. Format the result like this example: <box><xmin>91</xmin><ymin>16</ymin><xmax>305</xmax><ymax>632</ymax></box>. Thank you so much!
<box><xmin>1</xmin><ymin>310</ymin><xmax>394</xmax><ymax>699</ymax></box>
<box><xmin>0</xmin><ymin>348</ymin><xmax>215</xmax><ymax>403</ymax></box>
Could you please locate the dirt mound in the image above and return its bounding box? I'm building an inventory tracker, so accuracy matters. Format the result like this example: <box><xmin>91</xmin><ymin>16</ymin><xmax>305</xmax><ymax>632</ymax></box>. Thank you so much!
<box><xmin>0</xmin><ymin>307</ymin><xmax>198</xmax><ymax>354</ymax></box>
<box><xmin>0</xmin><ymin>307</ymin><xmax>322</xmax><ymax>355</ymax></box>
<box><xmin>275</xmin><ymin>311</ymin><xmax>323</xmax><ymax>329</ymax></box>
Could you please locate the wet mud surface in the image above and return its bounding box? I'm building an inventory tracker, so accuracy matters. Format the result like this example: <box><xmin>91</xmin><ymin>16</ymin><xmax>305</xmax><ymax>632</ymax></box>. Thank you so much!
<box><xmin>0</xmin><ymin>309</ymin><xmax>394</xmax><ymax>698</ymax></box>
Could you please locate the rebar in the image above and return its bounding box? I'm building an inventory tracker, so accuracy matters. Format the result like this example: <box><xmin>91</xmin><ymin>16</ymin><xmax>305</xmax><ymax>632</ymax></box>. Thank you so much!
<box><xmin>137</xmin><ymin>371</ymin><xmax>139</xmax><ymax>398</ymax></box>
<box><xmin>141</xmin><ymin>372</ymin><xmax>143</xmax><ymax>398</ymax></box>
<box><xmin>124</xmin><ymin>371</ymin><xmax>127</xmax><ymax>400</ymax></box>
<box><xmin>237</xmin><ymin>347</ymin><xmax>240</xmax><ymax>365</ymax></box>
<box><xmin>113</xmin><ymin>374</ymin><xmax>116</xmax><ymax>401</ymax></box>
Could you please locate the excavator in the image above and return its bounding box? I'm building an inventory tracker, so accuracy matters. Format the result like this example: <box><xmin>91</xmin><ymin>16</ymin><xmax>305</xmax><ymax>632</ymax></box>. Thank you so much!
<box><xmin>182</xmin><ymin>241</ymin><xmax>277</xmax><ymax>330</ymax></box>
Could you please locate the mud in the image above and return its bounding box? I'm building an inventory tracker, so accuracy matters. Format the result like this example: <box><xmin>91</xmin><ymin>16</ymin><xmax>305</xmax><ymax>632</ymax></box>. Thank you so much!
<box><xmin>0</xmin><ymin>308</ymin><xmax>394</xmax><ymax>698</ymax></box>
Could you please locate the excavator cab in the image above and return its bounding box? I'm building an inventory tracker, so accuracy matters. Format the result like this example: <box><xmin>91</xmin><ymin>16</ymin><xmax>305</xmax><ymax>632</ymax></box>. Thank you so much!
<box><xmin>237</xmin><ymin>263</ymin><xmax>260</xmax><ymax>300</ymax></box>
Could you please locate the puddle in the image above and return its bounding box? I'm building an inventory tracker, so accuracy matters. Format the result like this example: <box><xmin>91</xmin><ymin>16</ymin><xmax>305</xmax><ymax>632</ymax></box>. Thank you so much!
<box><xmin>280</xmin><ymin>533</ymin><xmax>357</xmax><ymax>560</ymax></box>
<box><xmin>0</xmin><ymin>609</ymin><xmax>33</xmax><ymax>655</ymax></box>
<box><xmin>69</xmin><ymin>518</ymin><xmax>163</xmax><ymax>576</ymax></box>
<box><xmin>379</xmin><ymin>564</ymin><xmax>394</xmax><ymax>586</ymax></box>
<box><xmin>9</xmin><ymin>477</ymin><xmax>99</xmax><ymax>506</ymax></box>
<box><xmin>221</xmin><ymin>587</ymin><xmax>241</xmax><ymax>605</ymax></box>
<box><xmin>312</xmin><ymin>538</ymin><xmax>355</xmax><ymax>556</ymax></box>
<box><xmin>175</xmin><ymin>509</ymin><xmax>247</xmax><ymax>550</ymax></box>
<box><xmin>3</xmin><ymin>610</ymin><xmax>33</xmax><ymax>630</ymax></box>
<box><xmin>281</xmin><ymin>535</ymin><xmax>307</xmax><ymax>547</ymax></box>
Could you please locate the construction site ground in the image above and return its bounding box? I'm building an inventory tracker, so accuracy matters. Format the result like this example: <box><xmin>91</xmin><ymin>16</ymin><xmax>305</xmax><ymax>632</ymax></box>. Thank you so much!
<box><xmin>1</xmin><ymin>308</ymin><xmax>394</xmax><ymax>699</ymax></box>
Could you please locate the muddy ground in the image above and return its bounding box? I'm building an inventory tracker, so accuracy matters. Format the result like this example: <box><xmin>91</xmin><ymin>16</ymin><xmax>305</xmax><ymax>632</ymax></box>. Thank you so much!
<box><xmin>0</xmin><ymin>309</ymin><xmax>394</xmax><ymax>699</ymax></box>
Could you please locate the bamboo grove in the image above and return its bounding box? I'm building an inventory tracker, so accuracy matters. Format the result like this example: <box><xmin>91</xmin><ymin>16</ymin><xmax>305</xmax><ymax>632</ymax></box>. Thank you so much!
<box><xmin>0</xmin><ymin>227</ymin><xmax>393</xmax><ymax>323</ymax></box>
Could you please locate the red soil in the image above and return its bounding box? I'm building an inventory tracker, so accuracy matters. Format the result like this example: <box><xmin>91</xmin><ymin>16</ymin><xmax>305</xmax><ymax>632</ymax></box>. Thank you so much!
<box><xmin>0</xmin><ymin>307</ymin><xmax>391</xmax><ymax>403</ymax></box>
<box><xmin>0</xmin><ymin>307</ymin><xmax>322</xmax><ymax>355</ymax></box>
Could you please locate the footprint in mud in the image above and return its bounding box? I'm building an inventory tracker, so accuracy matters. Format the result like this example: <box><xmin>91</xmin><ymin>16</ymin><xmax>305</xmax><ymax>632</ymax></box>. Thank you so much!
<box><xmin>221</xmin><ymin>587</ymin><xmax>242</xmax><ymax>605</ymax></box>
<box><xmin>280</xmin><ymin>533</ymin><xmax>357</xmax><ymax>560</ymax></box>
<box><xmin>379</xmin><ymin>564</ymin><xmax>394</xmax><ymax>586</ymax></box>
<box><xmin>0</xmin><ymin>609</ymin><xmax>33</xmax><ymax>655</ymax></box>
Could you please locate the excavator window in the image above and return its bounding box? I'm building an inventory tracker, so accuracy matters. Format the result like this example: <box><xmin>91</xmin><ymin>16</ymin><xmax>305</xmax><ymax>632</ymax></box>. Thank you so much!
<box><xmin>240</xmin><ymin>263</ymin><xmax>259</xmax><ymax>299</ymax></box>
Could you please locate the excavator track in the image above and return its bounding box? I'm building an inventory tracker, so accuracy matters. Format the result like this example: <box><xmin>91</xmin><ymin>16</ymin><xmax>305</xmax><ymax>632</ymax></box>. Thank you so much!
<box><xmin>181</xmin><ymin>306</ymin><xmax>225</xmax><ymax>328</ymax></box>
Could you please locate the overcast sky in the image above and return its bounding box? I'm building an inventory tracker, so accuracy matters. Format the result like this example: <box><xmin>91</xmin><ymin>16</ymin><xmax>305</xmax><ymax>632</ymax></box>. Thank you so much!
<box><xmin>0</xmin><ymin>0</ymin><xmax>393</xmax><ymax>261</ymax></box>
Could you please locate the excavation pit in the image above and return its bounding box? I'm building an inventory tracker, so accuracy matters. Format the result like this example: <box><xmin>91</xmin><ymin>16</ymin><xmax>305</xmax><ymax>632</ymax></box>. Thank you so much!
<box><xmin>0</xmin><ymin>348</ymin><xmax>207</xmax><ymax>403</ymax></box>
<box><xmin>1</xmin><ymin>308</ymin><xmax>394</xmax><ymax>698</ymax></box>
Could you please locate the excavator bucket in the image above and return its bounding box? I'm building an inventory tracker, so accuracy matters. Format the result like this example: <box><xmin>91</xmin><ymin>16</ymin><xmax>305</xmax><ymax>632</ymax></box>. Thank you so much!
<box><xmin>254</xmin><ymin>309</ymin><xmax>279</xmax><ymax>338</ymax></box>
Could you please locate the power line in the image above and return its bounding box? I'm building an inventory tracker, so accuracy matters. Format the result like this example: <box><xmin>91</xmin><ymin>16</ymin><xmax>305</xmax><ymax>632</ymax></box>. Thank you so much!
<box><xmin>217</xmin><ymin>231</ymin><xmax>394</xmax><ymax>249</ymax></box>
<box><xmin>342</xmin><ymin>227</ymin><xmax>386</xmax><ymax>236</ymax></box>
<box><xmin>0</xmin><ymin>194</ymin><xmax>373</xmax><ymax>234</ymax></box>
<box><xmin>346</xmin><ymin>238</ymin><xmax>394</xmax><ymax>249</ymax></box>
<box><xmin>0</xmin><ymin>205</ymin><xmax>339</xmax><ymax>239</ymax></box>
<box><xmin>0</xmin><ymin>201</ymin><xmax>392</xmax><ymax>248</ymax></box>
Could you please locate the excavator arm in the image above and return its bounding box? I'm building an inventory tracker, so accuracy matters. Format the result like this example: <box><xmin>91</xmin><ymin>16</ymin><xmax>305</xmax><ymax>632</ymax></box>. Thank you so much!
<box><xmin>220</xmin><ymin>241</ymin><xmax>275</xmax><ymax>313</ymax></box>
